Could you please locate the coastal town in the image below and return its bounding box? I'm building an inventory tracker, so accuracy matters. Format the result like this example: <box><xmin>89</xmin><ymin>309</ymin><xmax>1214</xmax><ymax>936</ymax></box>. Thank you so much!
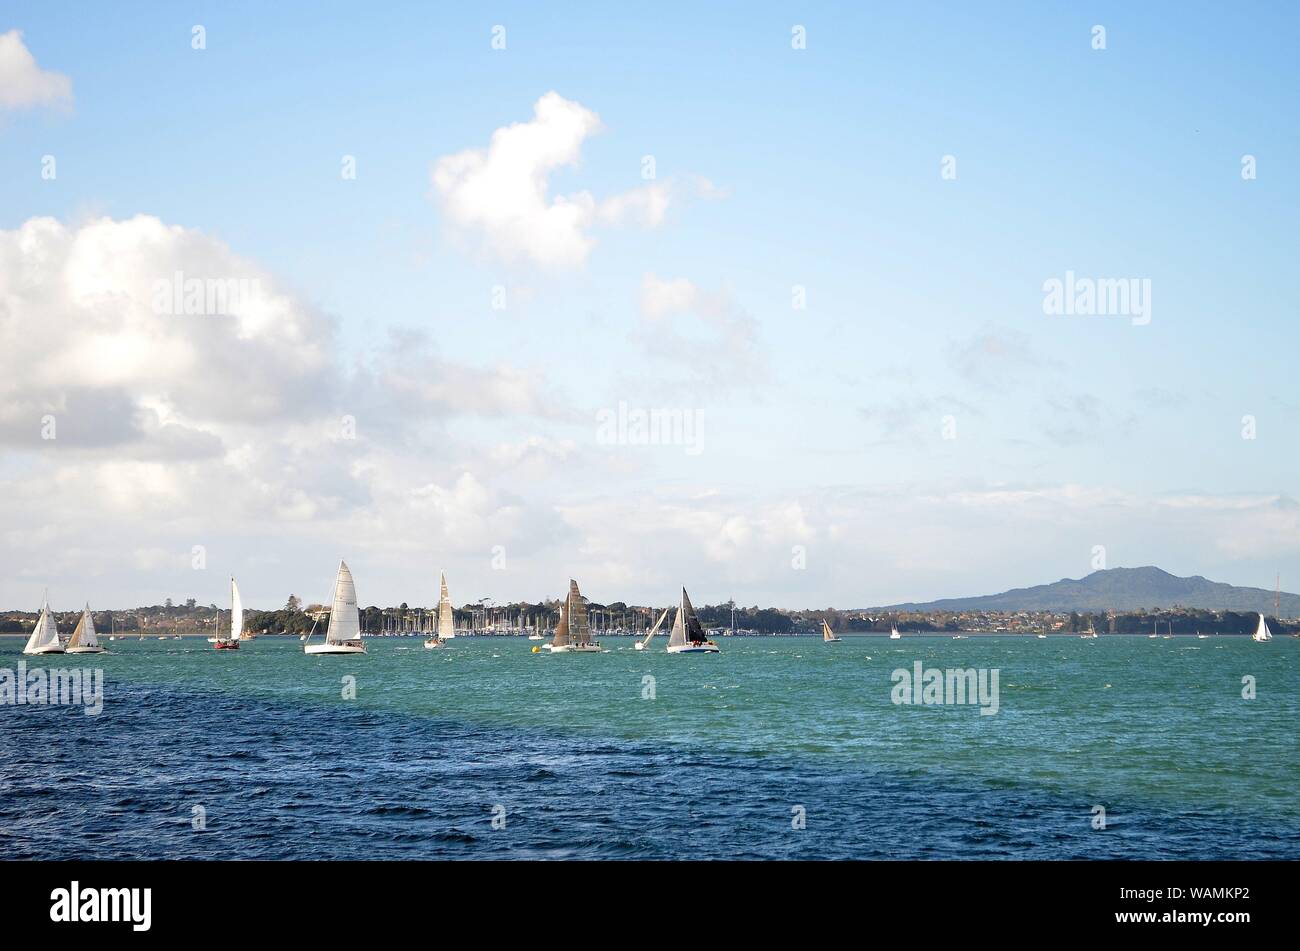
<box><xmin>3</xmin><ymin>599</ymin><xmax>1294</xmax><ymax>639</ymax></box>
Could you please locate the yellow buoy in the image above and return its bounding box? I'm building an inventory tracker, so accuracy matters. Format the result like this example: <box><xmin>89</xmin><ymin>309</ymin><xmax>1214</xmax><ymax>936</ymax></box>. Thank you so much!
<box><xmin>531</xmin><ymin>646</ymin><xmax>540</xmax><ymax>653</ymax></box>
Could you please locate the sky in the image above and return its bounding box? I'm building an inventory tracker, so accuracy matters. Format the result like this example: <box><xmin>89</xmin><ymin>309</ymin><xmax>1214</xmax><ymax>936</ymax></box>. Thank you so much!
<box><xmin>1</xmin><ymin>2</ymin><xmax>1298</xmax><ymax>611</ymax></box>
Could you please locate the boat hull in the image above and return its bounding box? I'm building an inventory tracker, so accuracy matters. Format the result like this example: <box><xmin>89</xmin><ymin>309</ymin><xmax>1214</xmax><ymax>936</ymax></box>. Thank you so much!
<box><xmin>666</xmin><ymin>643</ymin><xmax>720</xmax><ymax>654</ymax></box>
<box><xmin>423</xmin><ymin>639</ymin><xmax>446</xmax><ymax>649</ymax></box>
<box><xmin>213</xmin><ymin>641</ymin><xmax>240</xmax><ymax>650</ymax></box>
<box><xmin>24</xmin><ymin>645</ymin><xmax>65</xmax><ymax>655</ymax></box>
<box><xmin>548</xmin><ymin>644</ymin><xmax>605</xmax><ymax>653</ymax></box>
<box><xmin>824</xmin><ymin>637</ymin><xmax>842</xmax><ymax>643</ymax></box>
<box><xmin>65</xmin><ymin>646</ymin><xmax>106</xmax><ymax>654</ymax></box>
<box><xmin>304</xmin><ymin>642</ymin><xmax>367</xmax><ymax>655</ymax></box>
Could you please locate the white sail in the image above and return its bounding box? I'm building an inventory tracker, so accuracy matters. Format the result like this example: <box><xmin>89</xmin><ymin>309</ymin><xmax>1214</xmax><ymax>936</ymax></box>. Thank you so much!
<box><xmin>1252</xmin><ymin>613</ymin><xmax>1272</xmax><ymax>642</ymax></box>
<box><xmin>230</xmin><ymin>578</ymin><xmax>244</xmax><ymax>641</ymax></box>
<box><xmin>668</xmin><ymin>598</ymin><xmax>687</xmax><ymax>648</ymax></box>
<box><xmin>640</xmin><ymin>607</ymin><xmax>669</xmax><ymax>648</ymax></box>
<box><xmin>437</xmin><ymin>572</ymin><xmax>455</xmax><ymax>638</ymax></box>
<box><xmin>23</xmin><ymin>598</ymin><xmax>61</xmax><ymax>653</ymax></box>
<box><xmin>326</xmin><ymin>560</ymin><xmax>361</xmax><ymax>643</ymax></box>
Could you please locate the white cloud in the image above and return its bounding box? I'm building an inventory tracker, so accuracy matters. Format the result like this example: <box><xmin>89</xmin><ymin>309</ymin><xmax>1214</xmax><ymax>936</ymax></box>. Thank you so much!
<box><xmin>0</xmin><ymin>214</ymin><xmax>580</xmax><ymax>607</ymax></box>
<box><xmin>0</xmin><ymin>215</ymin><xmax>334</xmax><ymax>448</ymax></box>
<box><xmin>0</xmin><ymin>30</ymin><xmax>72</xmax><ymax>112</ymax></box>
<box><xmin>637</xmin><ymin>274</ymin><xmax>763</xmax><ymax>386</ymax></box>
<box><xmin>430</xmin><ymin>92</ymin><xmax>675</xmax><ymax>268</ymax></box>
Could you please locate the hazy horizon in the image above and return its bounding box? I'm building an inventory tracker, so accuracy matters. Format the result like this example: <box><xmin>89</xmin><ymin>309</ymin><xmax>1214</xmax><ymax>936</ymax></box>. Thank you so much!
<box><xmin>2</xmin><ymin>4</ymin><xmax>1298</xmax><ymax>611</ymax></box>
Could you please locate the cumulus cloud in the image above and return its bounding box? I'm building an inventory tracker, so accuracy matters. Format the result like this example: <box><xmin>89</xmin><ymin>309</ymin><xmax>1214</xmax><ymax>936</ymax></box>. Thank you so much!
<box><xmin>0</xmin><ymin>215</ymin><xmax>334</xmax><ymax>449</ymax></box>
<box><xmin>0</xmin><ymin>30</ymin><xmax>72</xmax><ymax>112</ymax></box>
<box><xmin>430</xmin><ymin>92</ymin><xmax>677</xmax><ymax>268</ymax></box>
<box><xmin>0</xmin><ymin>214</ymin><xmax>579</xmax><ymax>607</ymax></box>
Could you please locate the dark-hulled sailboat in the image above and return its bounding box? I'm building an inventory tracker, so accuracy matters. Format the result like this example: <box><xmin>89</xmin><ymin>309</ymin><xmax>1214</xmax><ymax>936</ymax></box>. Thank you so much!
<box><xmin>666</xmin><ymin>587</ymin><xmax>719</xmax><ymax>654</ymax></box>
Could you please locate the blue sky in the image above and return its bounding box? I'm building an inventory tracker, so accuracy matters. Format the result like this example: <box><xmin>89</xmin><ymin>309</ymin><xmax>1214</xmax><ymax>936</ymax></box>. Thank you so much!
<box><xmin>1</xmin><ymin>2</ymin><xmax>1298</xmax><ymax>610</ymax></box>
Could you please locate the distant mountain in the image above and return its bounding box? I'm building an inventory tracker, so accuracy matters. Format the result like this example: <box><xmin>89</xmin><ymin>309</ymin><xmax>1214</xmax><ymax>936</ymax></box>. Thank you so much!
<box><xmin>882</xmin><ymin>566</ymin><xmax>1300</xmax><ymax>614</ymax></box>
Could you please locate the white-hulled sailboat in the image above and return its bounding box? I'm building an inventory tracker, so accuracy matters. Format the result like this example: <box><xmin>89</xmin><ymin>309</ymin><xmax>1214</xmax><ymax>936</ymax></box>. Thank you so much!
<box><xmin>304</xmin><ymin>560</ymin><xmax>367</xmax><ymax>655</ymax></box>
<box><xmin>424</xmin><ymin>572</ymin><xmax>454</xmax><ymax>649</ymax></box>
<box><xmin>23</xmin><ymin>595</ymin><xmax>64</xmax><ymax>655</ymax></box>
<box><xmin>889</xmin><ymin>624</ymin><xmax>902</xmax><ymax>640</ymax></box>
<box><xmin>527</xmin><ymin>616</ymin><xmax>543</xmax><ymax>641</ymax></box>
<box><xmin>634</xmin><ymin>608</ymin><xmax>669</xmax><ymax>650</ymax></box>
<box><xmin>65</xmin><ymin>603</ymin><xmax>106</xmax><ymax>654</ymax></box>
<box><xmin>213</xmin><ymin>577</ymin><xmax>243</xmax><ymax>650</ymax></box>
<box><xmin>822</xmin><ymin>619</ymin><xmax>842</xmax><ymax>643</ymax></box>
<box><xmin>1252</xmin><ymin>612</ymin><xmax>1273</xmax><ymax>642</ymax></box>
<box><xmin>546</xmin><ymin>579</ymin><xmax>605</xmax><ymax>653</ymax></box>
<box><xmin>666</xmin><ymin>588</ymin><xmax>719</xmax><ymax>654</ymax></box>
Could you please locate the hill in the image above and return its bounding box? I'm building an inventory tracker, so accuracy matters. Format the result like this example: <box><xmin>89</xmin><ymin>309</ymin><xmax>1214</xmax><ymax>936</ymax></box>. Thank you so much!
<box><xmin>881</xmin><ymin>566</ymin><xmax>1299</xmax><ymax>614</ymax></box>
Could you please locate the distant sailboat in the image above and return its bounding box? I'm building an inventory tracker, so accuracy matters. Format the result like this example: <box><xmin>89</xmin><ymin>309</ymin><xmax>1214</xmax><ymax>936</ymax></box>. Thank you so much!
<box><xmin>65</xmin><ymin>603</ymin><xmax>106</xmax><ymax>654</ymax></box>
<box><xmin>1252</xmin><ymin>613</ymin><xmax>1273</xmax><ymax>642</ymax></box>
<box><xmin>304</xmin><ymin>561</ymin><xmax>367</xmax><ymax>655</ymax></box>
<box><xmin>635</xmin><ymin>607</ymin><xmax>669</xmax><ymax>650</ymax></box>
<box><xmin>889</xmin><ymin>624</ymin><xmax>902</xmax><ymax>640</ymax></box>
<box><xmin>23</xmin><ymin>595</ymin><xmax>64</xmax><ymax>655</ymax></box>
<box><xmin>666</xmin><ymin>588</ymin><xmax>719</xmax><ymax>654</ymax></box>
<box><xmin>546</xmin><ymin>580</ymin><xmax>605</xmax><ymax>653</ymax></box>
<box><xmin>527</xmin><ymin>615</ymin><xmax>543</xmax><ymax>641</ymax></box>
<box><xmin>822</xmin><ymin>619</ymin><xmax>842</xmax><ymax>643</ymax></box>
<box><xmin>213</xmin><ymin>578</ymin><xmax>243</xmax><ymax>650</ymax></box>
<box><xmin>1080</xmin><ymin>619</ymin><xmax>1098</xmax><ymax>639</ymax></box>
<box><xmin>424</xmin><ymin>572</ymin><xmax>454</xmax><ymax>649</ymax></box>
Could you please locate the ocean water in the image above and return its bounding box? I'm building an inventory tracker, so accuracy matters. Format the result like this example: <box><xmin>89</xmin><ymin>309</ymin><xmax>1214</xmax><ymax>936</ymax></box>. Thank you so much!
<box><xmin>1</xmin><ymin>634</ymin><xmax>1296</xmax><ymax>859</ymax></box>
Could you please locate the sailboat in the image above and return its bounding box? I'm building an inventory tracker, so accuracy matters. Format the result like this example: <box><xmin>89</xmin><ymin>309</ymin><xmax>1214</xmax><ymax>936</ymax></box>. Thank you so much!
<box><xmin>1080</xmin><ymin>619</ymin><xmax>1098</xmax><ymax>639</ymax></box>
<box><xmin>546</xmin><ymin>580</ymin><xmax>605</xmax><ymax>653</ymax></box>
<box><xmin>634</xmin><ymin>608</ymin><xmax>669</xmax><ymax>650</ymax></box>
<box><xmin>65</xmin><ymin>603</ymin><xmax>106</xmax><ymax>654</ymax></box>
<box><xmin>1251</xmin><ymin>613</ymin><xmax>1273</xmax><ymax>642</ymax></box>
<box><xmin>23</xmin><ymin>595</ymin><xmax>64</xmax><ymax>655</ymax></box>
<box><xmin>527</xmin><ymin>616</ymin><xmax>543</xmax><ymax>641</ymax></box>
<box><xmin>889</xmin><ymin>624</ymin><xmax>902</xmax><ymax>640</ymax></box>
<box><xmin>304</xmin><ymin>561</ymin><xmax>367</xmax><ymax>655</ymax></box>
<box><xmin>822</xmin><ymin>619</ymin><xmax>842</xmax><ymax>643</ymax></box>
<box><xmin>213</xmin><ymin>577</ymin><xmax>243</xmax><ymax>650</ymax></box>
<box><xmin>424</xmin><ymin>572</ymin><xmax>454</xmax><ymax>649</ymax></box>
<box><xmin>666</xmin><ymin>588</ymin><xmax>719</xmax><ymax>654</ymax></box>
